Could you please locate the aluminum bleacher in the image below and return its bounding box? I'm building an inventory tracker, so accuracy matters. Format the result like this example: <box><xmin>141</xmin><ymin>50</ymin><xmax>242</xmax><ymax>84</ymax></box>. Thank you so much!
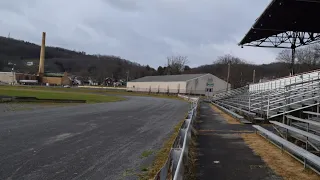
<box><xmin>212</xmin><ymin>70</ymin><xmax>320</xmax><ymax>120</ymax></box>
<box><xmin>211</xmin><ymin>70</ymin><xmax>320</xmax><ymax>174</ymax></box>
<box><xmin>253</xmin><ymin>125</ymin><xmax>320</xmax><ymax>173</ymax></box>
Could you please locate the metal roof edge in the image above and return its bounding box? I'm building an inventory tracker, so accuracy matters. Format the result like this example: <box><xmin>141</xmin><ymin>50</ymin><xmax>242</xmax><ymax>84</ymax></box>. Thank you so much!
<box><xmin>239</xmin><ymin>0</ymin><xmax>278</xmax><ymax>45</ymax></box>
<box><xmin>184</xmin><ymin>73</ymin><xmax>209</xmax><ymax>82</ymax></box>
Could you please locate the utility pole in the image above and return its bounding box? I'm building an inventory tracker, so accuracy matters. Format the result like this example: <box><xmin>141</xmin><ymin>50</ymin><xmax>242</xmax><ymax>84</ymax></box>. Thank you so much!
<box><xmin>11</xmin><ymin>63</ymin><xmax>16</xmax><ymax>85</ymax></box>
<box><xmin>240</xmin><ymin>72</ymin><xmax>243</xmax><ymax>87</ymax></box>
<box><xmin>126</xmin><ymin>71</ymin><xmax>129</xmax><ymax>82</ymax></box>
<box><xmin>253</xmin><ymin>69</ymin><xmax>256</xmax><ymax>83</ymax></box>
<box><xmin>291</xmin><ymin>48</ymin><xmax>295</xmax><ymax>76</ymax></box>
<box><xmin>226</xmin><ymin>63</ymin><xmax>230</xmax><ymax>92</ymax></box>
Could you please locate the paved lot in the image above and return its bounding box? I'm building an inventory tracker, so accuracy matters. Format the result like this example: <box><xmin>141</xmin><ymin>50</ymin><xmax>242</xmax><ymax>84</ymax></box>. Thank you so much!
<box><xmin>196</xmin><ymin>103</ymin><xmax>282</xmax><ymax>180</ymax></box>
<box><xmin>0</xmin><ymin>96</ymin><xmax>188</xmax><ymax>180</ymax></box>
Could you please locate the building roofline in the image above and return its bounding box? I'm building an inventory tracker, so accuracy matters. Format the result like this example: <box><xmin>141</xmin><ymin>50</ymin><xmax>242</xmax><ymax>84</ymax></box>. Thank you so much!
<box><xmin>185</xmin><ymin>73</ymin><xmax>210</xmax><ymax>82</ymax></box>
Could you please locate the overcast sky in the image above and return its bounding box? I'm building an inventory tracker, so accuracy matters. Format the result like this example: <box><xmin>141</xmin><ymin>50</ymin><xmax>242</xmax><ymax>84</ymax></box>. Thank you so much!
<box><xmin>0</xmin><ymin>0</ymin><xmax>280</xmax><ymax>68</ymax></box>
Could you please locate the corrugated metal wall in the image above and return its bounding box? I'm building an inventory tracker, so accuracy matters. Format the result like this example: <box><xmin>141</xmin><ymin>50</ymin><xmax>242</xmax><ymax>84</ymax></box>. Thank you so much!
<box><xmin>0</xmin><ymin>72</ymin><xmax>16</xmax><ymax>84</ymax></box>
<box><xmin>127</xmin><ymin>74</ymin><xmax>230</xmax><ymax>95</ymax></box>
<box><xmin>186</xmin><ymin>74</ymin><xmax>229</xmax><ymax>95</ymax></box>
<box><xmin>127</xmin><ymin>81</ymin><xmax>186</xmax><ymax>93</ymax></box>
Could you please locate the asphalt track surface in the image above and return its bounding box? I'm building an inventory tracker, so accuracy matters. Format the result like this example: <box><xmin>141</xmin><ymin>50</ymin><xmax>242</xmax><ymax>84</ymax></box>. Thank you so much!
<box><xmin>0</xmin><ymin>96</ymin><xmax>188</xmax><ymax>180</ymax></box>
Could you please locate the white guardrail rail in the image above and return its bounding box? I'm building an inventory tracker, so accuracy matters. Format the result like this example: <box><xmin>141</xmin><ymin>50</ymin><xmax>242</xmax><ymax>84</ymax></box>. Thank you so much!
<box><xmin>154</xmin><ymin>95</ymin><xmax>199</xmax><ymax>180</ymax></box>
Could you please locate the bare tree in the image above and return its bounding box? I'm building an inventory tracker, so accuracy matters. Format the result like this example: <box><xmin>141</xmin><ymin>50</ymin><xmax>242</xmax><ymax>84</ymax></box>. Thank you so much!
<box><xmin>276</xmin><ymin>49</ymin><xmax>292</xmax><ymax>63</ymax></box>
<box><xmin>297</xmin><ymin>44</ymin><xmax>320</xmax><ymax>65</ymax></box>
<box><xmin>277</xmin><ymin>44</ymin><xmax>320</xmax><ymax>65</ymax></box>
<box><xmin>214</xmin><ymin>54</ymin><xmax>245</xmax><ymax>64</ymax></box>
<box><xmin>166</xmin><ymin>55</ymin><xmax>189</xmax><ymax>75</ymax></box>
<box><xmin>296</xmin><ymin>46</ymin><xmax>314</xmax><ymax>65</ymax></box>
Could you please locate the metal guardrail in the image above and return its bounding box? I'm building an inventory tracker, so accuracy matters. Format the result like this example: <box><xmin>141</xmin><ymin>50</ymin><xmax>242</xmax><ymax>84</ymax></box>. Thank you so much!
<box><xmin>253</xmin><ymin>125</ymin><xmax>320</xmax><ymax>174</ymax></box>
<box><xmin>154</xmin><ymin>96</ymin><xmax>199</xmax><ymax>180</ymax></box>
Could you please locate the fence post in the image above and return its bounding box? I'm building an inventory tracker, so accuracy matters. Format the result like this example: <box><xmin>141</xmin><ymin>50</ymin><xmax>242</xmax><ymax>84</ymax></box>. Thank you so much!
<box><xmin>248</xmin><ymin>93</ymin><xmax>251</xmax><ymax>111</ymax></box>
<box><xmin>283</xmin><ymin>81</ymin><xmax>287</xmax><ymax>124</ymax></box>
<box><xmin>267</xmin><ymin>91</ymin><xmax>270</xmax><ymax>119</ymax></box>
<box><xmin>260</xmin><ymin>93</ymin><xmax>263</xmax><ymax>117</ymax></box>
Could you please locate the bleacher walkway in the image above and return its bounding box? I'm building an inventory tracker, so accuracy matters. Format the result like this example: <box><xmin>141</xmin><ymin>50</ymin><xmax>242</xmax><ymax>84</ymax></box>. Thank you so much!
<box><xmin>196</xmin><ymin>103</ymin><xmax>281</xmax><ymax>180</ymax></box>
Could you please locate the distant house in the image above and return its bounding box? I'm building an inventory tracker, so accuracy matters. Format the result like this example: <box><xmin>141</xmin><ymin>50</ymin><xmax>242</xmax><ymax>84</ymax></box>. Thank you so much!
<box><xmin>26</xmin><ymin>62</ymin><xmax>34</xmax><ymax>66</ymax></box>
<box><xmin>105</xmin><ymin>77</ymin><xmax>115</xmax><ymax>86</ymax></box>
<box><xmin>41</xmin><ymin>72</ymin><xmax>71</xmax><ymax>86</ymax></box>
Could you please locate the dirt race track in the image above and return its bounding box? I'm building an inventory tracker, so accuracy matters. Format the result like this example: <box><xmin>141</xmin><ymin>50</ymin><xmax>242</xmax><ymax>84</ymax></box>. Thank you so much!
<box><xmin>0</xmin><ymin>96</ymin><xmax>188</xmax><ymax>180</ymax></box>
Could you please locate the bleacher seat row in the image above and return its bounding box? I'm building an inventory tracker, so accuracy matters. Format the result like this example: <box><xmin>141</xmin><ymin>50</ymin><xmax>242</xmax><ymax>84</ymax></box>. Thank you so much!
<box><xmin>211</xmin><ymin>70</ymin><xmax>320</xmax><ymax>174</ymax></box>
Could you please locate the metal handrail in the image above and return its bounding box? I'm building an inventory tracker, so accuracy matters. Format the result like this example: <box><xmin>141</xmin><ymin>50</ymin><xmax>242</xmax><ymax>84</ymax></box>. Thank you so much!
<box><xmin>269</xmin><ymin>95</ymin><xmax>320</xmax><ymax>111</ymax></box>
<box><xmin>217</xmin><ymin>101</ymin><xmax>255</xmax><ymax>115</ymax></box>
<box><xmin>251</xmin><ymin>90</ymin><xmax>319</xmax><ymax>112</ymax></box>
<box><xmin>250</xmin><ymin>81</ymin><xmax>320</xmax><ymax>108</ymax></box>
<box><xmin>269</xmin><ymin>80</ymin><xmax>320</xmax><ymax>98</ymax></box>
<box><xmin>214</xmin><ymin>86</ymin><xmax>247</xmax><ymax>97</ymax></box>
<box><xmin>269</xmin><ymin>102</ymin><xmax>320</xmax><ymax>119</ymax></box>
<box><xmin>219</xmin><ymin>100</ymin><xmax>249</xmax><ymax>109</ymax></box>
<box><xmin>268</xmin><ymin>88</ymin><xmax>320</xmax><ymax>106</ymax></box>
<box><xmin>250</xmin><ymin>74</ymin><xmax>320</xmax><ymax>96</ymax></box>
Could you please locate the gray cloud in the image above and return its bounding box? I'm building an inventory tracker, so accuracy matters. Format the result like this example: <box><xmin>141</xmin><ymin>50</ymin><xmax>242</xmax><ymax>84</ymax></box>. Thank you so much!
<box><xmin>0</xmin><ymin>0</ymin><xmax>279</xmax><ymax>68</ymax></box>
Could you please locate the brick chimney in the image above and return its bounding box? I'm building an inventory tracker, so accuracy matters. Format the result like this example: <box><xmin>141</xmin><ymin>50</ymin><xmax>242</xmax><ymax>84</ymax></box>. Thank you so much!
<box><xmin>38</xmin><ymin>32</ymin><xmax>46</xmax><ymax>76</ymax></box>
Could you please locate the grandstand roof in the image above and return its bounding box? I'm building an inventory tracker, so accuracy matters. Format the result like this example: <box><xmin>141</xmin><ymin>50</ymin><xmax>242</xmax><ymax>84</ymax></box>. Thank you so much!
<box><xmin>239</xmin><ymin>0</ymin><xmax>320</xmax><ymax>48</ymax></box>
<box><xmin>129</xmin><ymin>74</ymin><xmax>208</xmax><ymax>82</ymax></box>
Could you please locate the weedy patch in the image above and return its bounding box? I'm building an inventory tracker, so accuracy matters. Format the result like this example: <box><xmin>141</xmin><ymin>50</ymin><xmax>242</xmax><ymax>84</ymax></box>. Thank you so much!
<box><xmin>140</xmin><ymin>150</ymin><xmax>154</xmax><ymax>158</ymax></box>
<box><xmin>210</xmin><ymin>104</ymin><xmax>240</xmax><ymax>124</ymax></box>
<box><xmin>140</xmin><ymin>166</ymin><xmax>149</xmax><ymax>172</ymax></box>
<box><xmin>122</xmin><ymin>168</ymin><xmax>135</xmax><ymax>177</ymax></box>
<box><xmin>139</xmin><ymin>119</ymin><xmax>185</xmax><ymax>180</ymax></box>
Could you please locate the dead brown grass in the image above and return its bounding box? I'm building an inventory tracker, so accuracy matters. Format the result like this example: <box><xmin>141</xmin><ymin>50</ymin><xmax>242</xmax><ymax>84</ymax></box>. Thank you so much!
<box><xmin>210</xmin><ymin>104</ymin><xmax>240</xmax><ymax>124</ymax></box>
<box><xmin>139</xmin><ymin>120</ymin><xmax>185</xmax><ymax>180</ymax></box>
<box><xmin>241</xmin><ymin>133</ymin><xmax>319</xmax><ymax>180</ymax></box>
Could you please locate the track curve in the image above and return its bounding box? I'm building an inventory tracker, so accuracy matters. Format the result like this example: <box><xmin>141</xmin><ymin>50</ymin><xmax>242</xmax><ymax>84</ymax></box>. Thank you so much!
<box><xmin>0</xmin><ymin>96</ymin><xmax>188</xmax><ymax>180</ymax></box>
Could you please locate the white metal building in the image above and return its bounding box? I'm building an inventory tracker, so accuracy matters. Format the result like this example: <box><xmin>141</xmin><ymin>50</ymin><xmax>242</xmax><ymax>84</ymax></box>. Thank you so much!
<box><xmin>0</xmin><ymin>72</ymin><xmax>16</xmax><ymax>84</ymax></box>
<box><xmin>127</xmin><ymin>73</ymin><xmax>230</xmax><ymax>96</ymax></box>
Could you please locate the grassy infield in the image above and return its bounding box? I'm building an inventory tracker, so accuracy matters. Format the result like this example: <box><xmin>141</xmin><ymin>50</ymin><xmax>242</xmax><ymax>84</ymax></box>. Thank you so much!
<box><xmin>0</xmin><ymin>86</ymin><xmax>123</xmax><ymax>103</ymax></box>
<box><xmin>0</xmin><ymin>85</ymin><xmax>186</xmax><ymax>179</ymax></box>
<box><xmin>0</xmin><ymin>85</ymin><xmax>182</xmax><ymax>103</ymax></box>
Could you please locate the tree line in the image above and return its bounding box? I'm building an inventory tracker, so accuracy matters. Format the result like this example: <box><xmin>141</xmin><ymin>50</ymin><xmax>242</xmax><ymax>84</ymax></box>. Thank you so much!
<box><xmin>0</xmin><ymin>36</ymin><xmax>156</xmax><ymax>82</ymax></box>
<box><xmin>1</xmin><ymin>35</ymin><xmax>320</xmax><ymax>87</ymax></box>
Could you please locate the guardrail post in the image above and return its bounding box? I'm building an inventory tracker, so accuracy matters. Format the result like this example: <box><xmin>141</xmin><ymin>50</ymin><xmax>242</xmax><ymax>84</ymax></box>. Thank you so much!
<box><xmin>248</xmin><ymin>93</ymin><xmax>251</xmax><ymax>111</ymax></box>
<box><xmin>318</xmin><ymin>80</ymin><xmax>320</xmax><ymax>117</ymax></box>
<box><xmin>267</xmin><ymin>91</ymin><xmax>270</xmax><ymax>119</ymax></box>
<box><xmin>283</xmin><ymin>83</ymin><xmax>288</xmax><ymax>124</ymax></box>
<box><xmin>260</xmin><ymin>94</ymin><xmax>263</xmax><ymax>117</ymax></box>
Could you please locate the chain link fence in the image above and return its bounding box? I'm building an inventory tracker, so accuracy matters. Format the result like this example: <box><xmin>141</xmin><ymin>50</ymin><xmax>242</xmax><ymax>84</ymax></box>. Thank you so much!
<box><xmin>154</xmin><ymin>95</ymin><xmax>199</xmax><ymax>180</ymax></box>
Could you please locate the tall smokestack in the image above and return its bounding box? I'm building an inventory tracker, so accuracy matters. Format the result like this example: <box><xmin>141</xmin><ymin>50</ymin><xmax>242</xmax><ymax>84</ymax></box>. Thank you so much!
<box><xmin>38</xmin><ymin>32</ymin><xmax>46</xmax><ymax>75</ymax></box>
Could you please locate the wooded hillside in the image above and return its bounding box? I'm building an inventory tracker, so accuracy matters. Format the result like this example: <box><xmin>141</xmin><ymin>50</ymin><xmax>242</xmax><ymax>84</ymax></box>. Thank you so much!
<box><xmin>1</xmin><ymin>36</ymin><xmax>320</xmax><ymax>87</ymax></box>
<box><xmin>0</xmin><ymin>36</ymin><xmax>156</xmax><ymax>82</ymax></box>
